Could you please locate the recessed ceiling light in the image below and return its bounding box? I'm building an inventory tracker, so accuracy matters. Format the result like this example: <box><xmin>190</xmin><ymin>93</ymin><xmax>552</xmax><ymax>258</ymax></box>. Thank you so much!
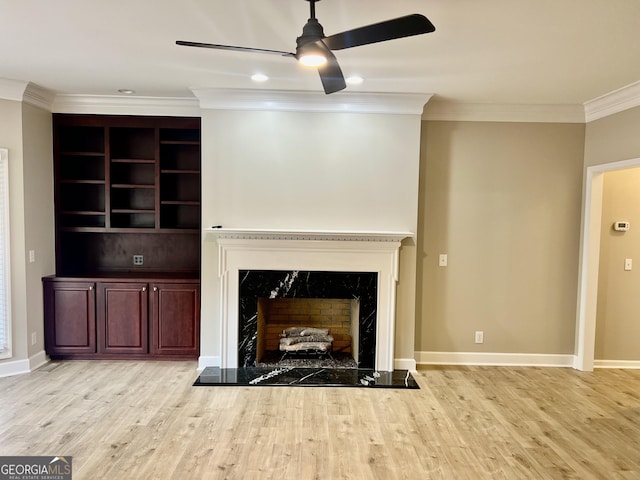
<box><xmin>117</xmin><ymin>89</ymin><xmax>135</xmax><ymax>94</ymax></box>
<box><xmin>346</xmin><ymin>76</ymin><xmax>364</xmax><ymax>86</ymax></box>
<box><xmin>251</xmin><ymin>73</ymin><xmax>269</xmax><ymax>82</ymax></box>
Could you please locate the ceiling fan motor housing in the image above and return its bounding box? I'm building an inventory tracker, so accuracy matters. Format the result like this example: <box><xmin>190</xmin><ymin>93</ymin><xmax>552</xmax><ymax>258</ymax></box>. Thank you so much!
<box><xmin>297</xmin><ymin>17</ymin><xmax>325</xmax><ymax>49</ymax></box>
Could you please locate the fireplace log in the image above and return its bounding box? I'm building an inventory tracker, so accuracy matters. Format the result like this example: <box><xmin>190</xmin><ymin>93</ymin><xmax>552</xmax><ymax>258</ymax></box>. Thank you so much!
<box><xmin>280</xmin><ymin>334</ymin><xmax>334</xmax><ymax>346</ymax></box>
<box><xmin>278</xmin><ymin>341</ymin><xmax>332</xmax><ymax>352</ymax></box>
<box><xmin>281</xmin><ymin>327</ymin><xmax>330</xmax><ymax>337</ymax></box>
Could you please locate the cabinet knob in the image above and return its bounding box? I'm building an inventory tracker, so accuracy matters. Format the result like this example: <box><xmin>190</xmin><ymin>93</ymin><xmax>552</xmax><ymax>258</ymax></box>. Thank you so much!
<box><xmin>153</xmin><ymin>287</ymin><xmax>158</xmax><ymax>292</ymax></box>
<box><xmin>89</xmin><ymin>285</ymin><xmax>93</xmax><ymax>291</ymax></box>
<box><xmin>142</xmin><ymin>287</ymin><xmax>147</xmax><ymax>292</ymax></box>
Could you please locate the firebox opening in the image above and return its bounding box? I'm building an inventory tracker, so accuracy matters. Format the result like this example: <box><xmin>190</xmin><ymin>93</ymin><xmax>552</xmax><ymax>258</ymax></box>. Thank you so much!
<box><xmin>256</xmin><ymin>297</ymin><xmax>360</xmax><ymax>368</ymax></box>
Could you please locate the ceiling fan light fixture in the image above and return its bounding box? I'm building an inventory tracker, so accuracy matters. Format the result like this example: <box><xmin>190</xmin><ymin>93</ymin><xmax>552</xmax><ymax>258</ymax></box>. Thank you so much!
<box><xmin>297</xmin><ymin>41</ymin><xmax>327</xmax><ymax>67</ymax></box>
<box><xmin>299</xmin><ymin>53</ymin><xmax>327</xmax><ymax>67</ymax></box>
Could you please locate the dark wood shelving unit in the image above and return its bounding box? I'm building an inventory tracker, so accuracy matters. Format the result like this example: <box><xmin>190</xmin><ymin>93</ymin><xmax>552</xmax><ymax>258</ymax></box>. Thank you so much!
<box><xmin>45</xmin><ymin>114</ymin><xmax>202</xmax><ymax>360</ymax></box>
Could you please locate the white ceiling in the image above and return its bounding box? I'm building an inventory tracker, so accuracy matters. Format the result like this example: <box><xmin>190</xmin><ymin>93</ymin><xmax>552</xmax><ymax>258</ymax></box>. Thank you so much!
<box><xmin>2</xmin><ymin>0</ymin><xmax>640</xmax><ymax>106</ymax></box>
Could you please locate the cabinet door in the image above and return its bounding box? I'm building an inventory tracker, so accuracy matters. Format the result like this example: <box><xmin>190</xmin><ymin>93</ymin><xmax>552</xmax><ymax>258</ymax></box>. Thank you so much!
<box><xmin>97</xmin><ymin>282</ymin><xmax>148</xmax><ymax>354</ymax></box>
<box><xmin>43</xmin><ymin>281</ymin><xmax>96</xmax><ymax>355</ymax></box>
<box><xmin>150</xmin><ymin>283</ymin><xmax>200</xmax><ymax>356</ymax></box>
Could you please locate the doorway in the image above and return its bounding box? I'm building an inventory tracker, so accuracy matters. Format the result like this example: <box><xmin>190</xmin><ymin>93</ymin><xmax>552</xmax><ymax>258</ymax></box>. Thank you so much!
<box><xmin>575</xmin><ymin>157</ymin><xmax>640</xmax><ymax>371</ymax></box>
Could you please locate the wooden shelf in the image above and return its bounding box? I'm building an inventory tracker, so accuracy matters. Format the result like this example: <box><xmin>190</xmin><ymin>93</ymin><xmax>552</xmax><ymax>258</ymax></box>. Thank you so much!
<box><xmin>111</xmin><ymin>209</ymin><xmax>155</xmax><ymax>214</ymax></box>
<box><xmin>160</xmin><ymin>140</ymin><xmax>200</xmax><ymax>145</ymax></box>
<box><xmin>61</xmin><ymin>210</ymin><xmax>105</xmax><ymax>215</ymax></box>
<box><xmin>112</xmin><ymin>158</ymin><xmax>155</xmax><ymax>164</ymax></box>
<box><xmin>161</xmin><ymin>200</ymin><xmax>200</xmax><ymax>206</ymax></box>
<box><xmin>161</xmin><ymin>169</ymin><xmax>200</xmax><ymax>174</ymax></box>
<box><xmin>53</xmin><ymin>114</ymin><xmax>202</xmax><ymax>275</ymax></box>
<box><xmin>58</xmin><ymin>227</ymin><xmax>199</xmax><ymax>234</ymax></box>
<box><xmin>60</xmin><ymin>151</ymin><xmax>104</xmax><ymax>156</ymax></box>
<box><xmin>60</xmin><ymin>179</ymin><xmax>105</xmax><ymax>185</ymax></box>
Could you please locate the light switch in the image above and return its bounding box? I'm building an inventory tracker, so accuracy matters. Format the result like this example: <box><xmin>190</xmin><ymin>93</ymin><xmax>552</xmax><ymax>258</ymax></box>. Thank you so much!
<box><xmin>439</xmin><ymin>254</ymin><xmax>448</xmax><ymax>267</ymax></box>
<box><xmin>625</xmin><ymin>258</ymin><xmax>632</xmax><ymax>271</ymax></box>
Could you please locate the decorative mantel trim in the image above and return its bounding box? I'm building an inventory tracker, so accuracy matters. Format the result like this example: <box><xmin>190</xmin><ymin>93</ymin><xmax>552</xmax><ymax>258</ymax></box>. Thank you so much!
<box><xmin>204</xmin><ymin>227</ymin><xmax>414</xmax><ymax>243</ymax></box>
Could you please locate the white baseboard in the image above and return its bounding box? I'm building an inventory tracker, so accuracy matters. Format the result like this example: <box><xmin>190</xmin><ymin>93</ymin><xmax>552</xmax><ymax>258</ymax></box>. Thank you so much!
<box><xmin>394</xmin><ymin>358</ymin><xmax>417</xmax><ymax>372</ymax></box>
<box><xmin>416</xmin><ymin>351</ymin><xmax>575</xmax><ymax>368</ymax></box>
<box><xmin>594</xmin><ymin>359</ymin><xmax>640</xmax><ymax>369</ymax></box>
<box><xmin>0</xmin><ymin>358</ymin><xmax>30</xmax><ymax>378</ymax></box>
<box><xmin>198</xmin><ymin>355</ymin><xmax>221</xmax><ymax>370</ymax></box>
<box><xmin>29</xmin><ymin>350</ymin><xmax>49</xmax><ymax>371</ymax></box>
<box><xmin>0</xmin><ymin>350</ymin><xmax>49</xmax><ymax>378</ymax></box>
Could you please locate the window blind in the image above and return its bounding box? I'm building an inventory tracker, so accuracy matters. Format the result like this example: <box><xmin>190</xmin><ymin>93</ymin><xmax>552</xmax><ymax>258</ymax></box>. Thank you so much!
<box><xmin>0</xmin><ymin>148</ymin><xmax>10</xmax><ymax>356</ymax></box>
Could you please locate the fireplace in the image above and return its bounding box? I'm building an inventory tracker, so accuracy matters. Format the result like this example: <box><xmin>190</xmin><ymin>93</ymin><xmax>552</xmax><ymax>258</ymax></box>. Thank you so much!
<box><xmin>257</xmin><ymin>297</ymin><xmax>358</xmax><ymax>362</ymax></box>
<box><xmin>239</xmin><ymin>270</ymin><xmax>377</xmax><ymax>368</ymax></box>
<box><xmin>211</xmin><ymin>228</ymin><xmax>412</xmax><ymax>371</ymax></box>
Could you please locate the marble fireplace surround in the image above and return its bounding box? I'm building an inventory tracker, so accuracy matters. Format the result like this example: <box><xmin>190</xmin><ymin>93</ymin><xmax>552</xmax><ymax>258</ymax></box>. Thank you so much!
<box><xmin>210</xmin><ymin>228</ymin><xmax>413</xmax><ymax>372</ymax></box>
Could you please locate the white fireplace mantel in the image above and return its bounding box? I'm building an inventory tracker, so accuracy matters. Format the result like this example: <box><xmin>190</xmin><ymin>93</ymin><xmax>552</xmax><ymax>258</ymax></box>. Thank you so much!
<box><xmin>207</xmin><ymin>228</ymin><xmax>413</xmax><ymax>371</ymax></box>
<box><xmin>204</xmin><ymin>227</ymin><xmax>414</xmax><ymax>243</ymax></box>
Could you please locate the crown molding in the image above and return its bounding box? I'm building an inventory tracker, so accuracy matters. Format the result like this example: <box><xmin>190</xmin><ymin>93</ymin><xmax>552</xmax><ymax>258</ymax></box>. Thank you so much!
<box><xmin>422</xmin><ymin>101</ymin><xmax>585</xmax><ymax>123</ymax></box>
<box><xmin>51</xmin><ymin>94</ymin><xmax>201</xmax><ymax>116</ymax></box>
<box><xmin>584</xmin><ymin>80</ymin><xmax>640</xmax><ymax>123</ymax></box>
<box><xmin>23</xmin><ymin>83</ymin><xmax>55</xmax><ymax>111</ymax></box>
<box><xmin>192</xmin><ymin>88</ymin><xmax>433</xmax><ymax>115</ymax></box>
<box><xmin>0</xmin><ymin>78</ymin><xmax>29</xmax><ymax>101</ymax></box>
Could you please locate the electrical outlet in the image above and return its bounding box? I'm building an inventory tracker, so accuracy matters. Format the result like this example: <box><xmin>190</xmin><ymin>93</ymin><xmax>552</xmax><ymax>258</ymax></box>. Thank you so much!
<box><xmin>475</xmin><ymin>331</ymin><xmax>484</xmax><ymax>344</ymax></box>
<box><xmin>31</xmin><ymin>332</ymin><xmax>37</xmax><ymax>345</ymax></box>
<box><xmin>439</xmin><ymin>254</ymin><xmax>448</xmax><ymax>267</ymax></box>
<box><xmin>133</xmin><ymin>255</ymin><xmax>144</xmax><ymax>266</ymax></box>
<box><xmin>28</xmin><ymin>250</ymin><xmax>36</xmax><ymax>263</ymax></box>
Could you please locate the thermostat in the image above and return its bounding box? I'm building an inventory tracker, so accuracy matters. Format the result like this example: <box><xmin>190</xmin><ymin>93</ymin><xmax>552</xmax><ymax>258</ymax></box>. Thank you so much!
<box><xmin>613</xmin><ymin>221</ymin><xmax>630</xmax><ymax>232</ymax></box>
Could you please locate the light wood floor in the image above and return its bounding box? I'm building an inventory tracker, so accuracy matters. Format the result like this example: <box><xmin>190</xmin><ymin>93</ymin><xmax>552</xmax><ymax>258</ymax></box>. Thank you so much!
<box><xmin>1</xmin><ymin>361</ymin><xmax>639</xmax><ymax>479</ymax></box>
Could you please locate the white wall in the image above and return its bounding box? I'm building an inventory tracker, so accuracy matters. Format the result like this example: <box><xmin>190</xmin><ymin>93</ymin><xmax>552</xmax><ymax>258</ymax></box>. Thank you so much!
<box><xmin>200</xmin><ymin>109</ymin><xmax>423</xmax><ymax>364</ymax></box>
<box><xmin>203</xmin><ymin>110</ymin><xmax>420</xmax><ymax>230</ymax></box>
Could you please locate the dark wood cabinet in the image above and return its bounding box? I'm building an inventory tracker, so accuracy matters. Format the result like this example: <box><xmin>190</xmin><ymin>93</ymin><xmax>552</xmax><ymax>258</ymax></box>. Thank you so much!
<box><xmin>150</xmin><ymin>283</ymin><xmax>200</xmax><ymax>356</ymax></box>
<box><xmin>45</xmin><ymin>113</ymin><xmax>202</xmax><ymax>361</ymax></box>
<box><xmin>44</xmin><ymin>281</ymin><xmax>96</xmax><ymax>355</ymax></box>
<box><xmin>43</xmin><ymin>277</ymin><xmax>199</xmax><ymax>360</ymax></box>
<box><xmin>98</xmin><ymin>282</ymin><xmax>149</xmax><ymax>354</ymax></box>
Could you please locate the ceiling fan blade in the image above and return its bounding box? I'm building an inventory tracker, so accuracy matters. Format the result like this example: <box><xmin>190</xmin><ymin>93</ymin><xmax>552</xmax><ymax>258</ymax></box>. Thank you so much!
<box><xmin>323</xmin><ymin>14</ymin><xmax>435</xmax><ymax>51</ymax></box>
<box><xmin>176</xmin><ymin>40</ymin><xmax>295</xmax><ymax>58</ymax></box>
<box><xmin>316</xmin><ymin>43</ymin><xmax>346</xmax><ymax>94</ymax></box>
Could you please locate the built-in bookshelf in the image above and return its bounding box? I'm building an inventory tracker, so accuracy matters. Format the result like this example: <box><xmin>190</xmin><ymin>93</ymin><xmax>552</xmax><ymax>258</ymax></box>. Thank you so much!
<box><xmin>52</xmin><ymin>114</ymin><xmax>201</xmax><ymax>276</ymax></box>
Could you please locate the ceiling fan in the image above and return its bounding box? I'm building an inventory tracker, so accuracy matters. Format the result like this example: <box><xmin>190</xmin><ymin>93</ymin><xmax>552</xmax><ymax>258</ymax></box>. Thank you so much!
<box><xmin>176</xmin><ymin>0</ymin><xmax>435</xmax><ymax>94</ymax></box>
